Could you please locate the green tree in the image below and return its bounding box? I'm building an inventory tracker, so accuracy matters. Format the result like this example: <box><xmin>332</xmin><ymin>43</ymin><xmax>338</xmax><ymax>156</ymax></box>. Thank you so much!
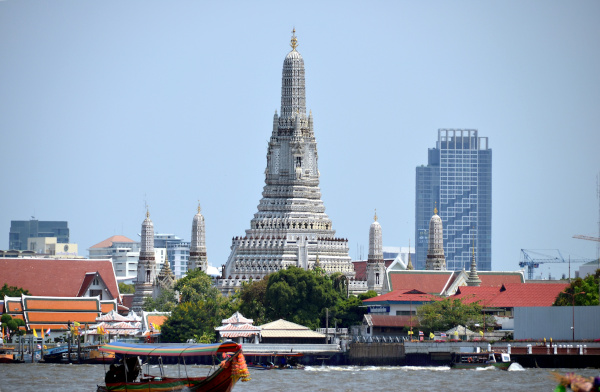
<box><xmin>417</xmin><ymin>297</ymin><xmax>488</xmax><ymax>332</ymax></box>
<box><xmin>334</xmin><ymin>295</ymin><xmax>368</xmax><ymax>328</ymax></box>
<box><xmin>175</xmin><ymin>269</ymin><xmax>221</xmax><ymax>303</ymax></box>
<box><xmin>160</xmin><ymin>295</ymin><xmax>234</xmax><ymax>343</ymax></box>
<box><xmin>0</xmin><ymin>283</ymin><xmax>30</xmax><ymax>297</ymax></box>
<box><xmin>265</xmin><ymin>266</ymin><xmax>340</xmax><ymax>330</ymax></box>
<box><xmin>159</xmin><ymin>269</ymin><xmax>236</xmax><ymax>343</ymax></box>
<box><xmin>553</xmin><ymin>269</ymin><xmax>600</xmax><ymax>306</ymax></box>
<box><xmin>237</xmin><ymin>278</ymin><xmax>269</xmax><ymax>325</ymax></box>
<box><xmin>358</xmin><ymin>290</ymin><xmax>378</xmax><ymax>301</ymax></box>
<box><xmin>118</xmin><ymin>282</ymin><xmax>135</xmax><ymax>294</ymax></box>
<box><xmin>143</xmin><ymin>288</ymin><xmax>177</xmax><ymax>312</ymax></box>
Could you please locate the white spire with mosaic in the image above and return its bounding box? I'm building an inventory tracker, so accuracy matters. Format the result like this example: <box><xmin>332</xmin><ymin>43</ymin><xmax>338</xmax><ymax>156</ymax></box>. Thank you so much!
<box><xmin>218</xmin><ymin>30</ymin><xmax>353</xmax><ymax>294</ymax></box>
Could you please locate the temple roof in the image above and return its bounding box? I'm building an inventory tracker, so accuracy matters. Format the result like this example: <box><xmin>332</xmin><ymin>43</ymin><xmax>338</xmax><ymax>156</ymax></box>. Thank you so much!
<box><xmin>0</xmin><ymin>258</ymin><xmax>121</xmax><ymax>301</ymax></box>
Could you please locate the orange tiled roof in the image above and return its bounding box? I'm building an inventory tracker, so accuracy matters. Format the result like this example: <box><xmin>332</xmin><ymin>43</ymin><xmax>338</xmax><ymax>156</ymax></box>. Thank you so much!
<box><xmin>147</xmin><ymin>314</ymin><xmax>168</xmax><ymax>327</ymax></box>
<box><xmin>23</xmin><ymin>297</ymin><xmax>100</xmax><ymax>312</ymax></box>
<box><xmin>25</xmin><ymin>311</ymin><xmax>100</xmax><ymax>324</ymax></box>
<box><xmin>0</xmin><ymin>258</ymin><xmax>120</xmax><ymax>301</ymax></box>
<box><xmin>100</xmin><ymin>300</ymin><xmax>117</xmax><ymax>313</ymax></box>
<box><xmin>90</xmin><ymin>235</ymin><xmax>135</xmax><ymax>249</ymax></box>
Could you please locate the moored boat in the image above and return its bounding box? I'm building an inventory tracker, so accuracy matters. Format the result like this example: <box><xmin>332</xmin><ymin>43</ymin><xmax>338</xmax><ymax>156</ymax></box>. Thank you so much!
<box><xmin>450</xmin><ymin>351</ymin><xmax>511</xmax><ymax>370</ymax></box>
<box><xmin>96</xmin><ymin>341</ymin><xmax>250</xmax><ymax>392</ymax></box>
<box><xmin>0</xmin><ymin>347</ymin><xmax>15</xmax><ymax>363</ymax></box>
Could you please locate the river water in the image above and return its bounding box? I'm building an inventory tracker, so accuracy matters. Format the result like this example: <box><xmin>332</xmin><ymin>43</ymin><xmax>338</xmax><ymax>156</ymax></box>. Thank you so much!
<box><xmin>0</xmin><ymin>362</ymin><xmax>597</xmax><ymax>391</ymax></box>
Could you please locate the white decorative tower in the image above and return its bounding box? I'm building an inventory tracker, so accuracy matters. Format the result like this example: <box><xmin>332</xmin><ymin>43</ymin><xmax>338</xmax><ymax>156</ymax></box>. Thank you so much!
<box><xmin>219</xmin><ymin>30</ymin><xmax>353</xmax><ymax>294</ymax></box>
<box><xmin>132</xmin><ymin>209</ymin><xmax>157</xmax><ymax>311</ymax></box>
<box><xmin>189</xmin><ymin>202</ymin><xmax>208</xmax><ymax>272</ymax></box>
<box><xmin>406</xmin><ymin>239</ymin><xmax>414</xmax><ymax>270</ymax></box>
<box><xmin>366</xmin><ymin>211</ymin><xmax>386</xmax><ymax>293</ymax></box>
<box><xmin>426</xmin><ymin>204</ymin><xmax>446</xmax><ymax>270</ymax></box>
<box><xmin>466</xmin><ymin>233</ymin><xmax>481</xmax><ymax>286</ymax></box>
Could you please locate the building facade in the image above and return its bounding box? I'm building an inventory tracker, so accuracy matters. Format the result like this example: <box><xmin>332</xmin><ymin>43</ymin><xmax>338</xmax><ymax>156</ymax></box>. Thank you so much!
<box><xmin>415</xmin><ymin>129</ymin><xmax>492</xmax><ymax>271</ymax></box>
<box><xmin>89</xmin><ymin>235</ymin><xmax>140</xmax><ymax>279</ymax></box>
<box><xmin>9</xmin><ymin>219</ymin><xmax>69</xmax><ymax>250</ymax></box>
<box><xmin>217</xmin><ymin>31</ymin><xmax>354</xmax><ymax>294</ymax></box>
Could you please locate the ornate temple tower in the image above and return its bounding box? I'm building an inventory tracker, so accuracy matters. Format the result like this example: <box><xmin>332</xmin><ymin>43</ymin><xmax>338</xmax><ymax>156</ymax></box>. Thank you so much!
<box><xmin>220</xmin><ymin>30</ymin><xmax>353</xmax><ymax>293</ymax></box>
<box><xmin>189</xmin><ymin>203</ymin><xmax>208</xmax><ymax>272</ymax></box>
<box><xmin>406</xmin><ymin>239</ymin><xmax>414</xmax><ymax>270</ymax></box>
<box><xmin>466</xmin><ymin>236</ymin><xmax>481</xmax><ymax>286</ymax></box>
<box><xmin>367</xmin><ymin>211</ymin><xmax>386</xmax><ymax>293</ymax></box>
<box><xmin>426</xmin><ymin>205</ymin><xmax>446</xmax><ymax>270</ymax></box>
<box><xmin>132</xmin><ymin>209</ymin><xmax>157</xmax><ymax>311</ymax></box>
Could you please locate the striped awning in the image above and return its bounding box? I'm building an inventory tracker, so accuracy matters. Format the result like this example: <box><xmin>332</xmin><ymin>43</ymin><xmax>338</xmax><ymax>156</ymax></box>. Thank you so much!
<box><xmin>219</xmin><ymin>331</ymin><xmax>257</xmax><ymax>338</ymax></box>
<box><xmin>99</xmin><ymin>342</ymin><xmax>241</xmax><ymax>356</ymax></box>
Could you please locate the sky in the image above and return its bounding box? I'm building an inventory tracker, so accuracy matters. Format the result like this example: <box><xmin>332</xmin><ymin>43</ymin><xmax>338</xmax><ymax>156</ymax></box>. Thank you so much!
<box><xmin>1</xmin><ymin>1</ymin><xmax>599</xmax><ymax>280</ymax></box>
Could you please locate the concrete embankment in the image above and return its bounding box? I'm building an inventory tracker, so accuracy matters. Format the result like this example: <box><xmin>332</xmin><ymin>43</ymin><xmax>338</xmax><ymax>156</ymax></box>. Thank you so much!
<box><xmin>347</xmin><ymin>342</ymin><xmax>600</xmax><ymax>368</ymax></box>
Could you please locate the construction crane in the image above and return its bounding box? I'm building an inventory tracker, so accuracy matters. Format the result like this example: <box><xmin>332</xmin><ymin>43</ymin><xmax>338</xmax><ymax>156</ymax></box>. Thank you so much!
<box><xmin>518</xmin><ymin>249</ymin><xmax>594</xmax><ymax>280</ymax></box>
<box><xmin>573</xmin><ymin>235</ymin><xmax>600</xmax><ymax>242</ymax></box>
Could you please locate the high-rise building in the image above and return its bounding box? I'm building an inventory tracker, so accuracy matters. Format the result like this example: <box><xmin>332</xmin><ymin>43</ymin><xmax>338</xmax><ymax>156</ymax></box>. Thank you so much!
<box><xmin>89</xmin><ymin>235</ymin><xmax>140</xmax><ymax>278</ymax></box>
<box><xmin>9</xmin><ymin>219</ymin><xmax>69</xmax><ymax>250</ymax></box>
<box><xmin>415</xmin><ymin>129</ymin><xmax>492</xmax><ymax>272</ymax></box>
<box><xmin>218</xmin><ymin>30</ymin><xmax>354</xmax><ymax>294</ymax></box>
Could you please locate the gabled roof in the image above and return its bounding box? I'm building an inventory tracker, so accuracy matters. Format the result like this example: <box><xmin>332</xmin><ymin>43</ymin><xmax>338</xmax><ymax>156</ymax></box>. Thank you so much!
<box><xmin>221</xmin><ymin>311</ymin><xmax>253</xmax><ymax>325</ymax></box>
<box><xmin>451</xmin><ymin>282</ymin><xmax>569</xmax><ymax>308</ymax></box>
<box><xmin>363</xmin><ymin>289</ymin><xmax>442</xmax><ymax>304</ymax></box>
<box><xmin>488</xmin><ymin>283</ymin><xmax>568</xmax><ymax>307</ymax></box>
<box><xmin>0</xmin><ymin>258</ymin><xmax>120</xmax><ymax>302</ymax></box>
<box><xmin>386</xmin><ymin>270</ymin><xmax>458</xmax><ymax>294</ymax></box>
<box><xmin>259</xmin><ymin>319</ymin><xmax>325</xmax><ymax>338</ymax></box>
<box><xmin>478</xmin><ymin>271</ymin><xmax>524</xmax><ymax>286</ymax></box>
<box><xmin>90</xmin><ymin>235</ymin><xmax>135</xmax><ymax>249</ymax></box>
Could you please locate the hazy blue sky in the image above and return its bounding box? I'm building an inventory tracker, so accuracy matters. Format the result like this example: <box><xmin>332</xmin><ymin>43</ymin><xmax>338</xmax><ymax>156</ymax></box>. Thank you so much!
<box><xmin>1</xmin><ymin>1</ymin><xmax>599</xmax><ymax>279</ymax></box>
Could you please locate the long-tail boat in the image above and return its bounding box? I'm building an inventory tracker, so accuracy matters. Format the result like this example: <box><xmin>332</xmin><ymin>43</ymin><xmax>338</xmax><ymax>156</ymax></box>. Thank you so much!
<box><xmin>450</xmin><ymin>351</ymin><xmax>511</xmax><ymax>370</ymax></box>
<box><xmin>96</xmin><ymin>341</ymin><xmax>250</xmax><ymax>392</ymax></box>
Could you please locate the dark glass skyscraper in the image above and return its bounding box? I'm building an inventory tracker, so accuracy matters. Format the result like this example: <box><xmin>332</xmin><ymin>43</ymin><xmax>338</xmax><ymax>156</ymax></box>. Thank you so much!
<box><xmin>415</xmin><ymin>129</ymin><xmax>492</xmax><ymax>271</ymax></box>
<box><xmin>9</xmin><ymin>219</ymin><xmax>70</xmax><ymax>250</ymax></box>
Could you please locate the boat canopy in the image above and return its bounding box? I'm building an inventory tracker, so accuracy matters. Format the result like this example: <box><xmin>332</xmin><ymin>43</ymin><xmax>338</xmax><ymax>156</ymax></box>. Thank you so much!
<box><xmin>98</xmin><ymin>341</ymin><xmax>240</xmax><ymax>357</ymax></box>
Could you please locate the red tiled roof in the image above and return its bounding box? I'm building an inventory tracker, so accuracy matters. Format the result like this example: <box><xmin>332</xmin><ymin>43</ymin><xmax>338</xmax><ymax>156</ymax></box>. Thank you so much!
<box><xmin>353</xmin><ymin>260</ymin><xmax>395</xmax><ymax>281</ymax></box>
<box><xmin>452</xmin><ymin>286</ymin><xmax>501</xmax><ymax>305</ymax></box>
<box><xmin>90</xmin><ymin>235</ymin><xmax>135</xmax><ymax>249</ymax></box>
<box><xmin>0</xmin><ymin>258</ymin><xmax>120</xmax><ymax>302</ymax></box>
<box><xmin>388</xmin><ymin>271</ymin><xmax>455</xmax><ymax>294</ymax></box>
<box><xmin>368</xmin><ymin>315</ymin><xmax>415</xmax><ymax>328</ymax></box>
<box><xmin>488</xmin><ymin>283</ymin><xmax>568</xmax><ymax>307</ymax></box>
<box><xmin>451</xmin><ymin>283</ymin><xmax>569</xmax><ymax>308</ymax></box>
<box><xmin>121</xmin><ymin>294</ymin><xmax>134</xmax><ymax>311</ymax></box>
<box><xmin>364</xmin><ymin>289</ymin><xmax>442</xmax><ymax>304</ymax></box>
<box><xmin>478</xmin><ymin>272</ymin><xmax>524</xmax><ymax>287</ymax></box>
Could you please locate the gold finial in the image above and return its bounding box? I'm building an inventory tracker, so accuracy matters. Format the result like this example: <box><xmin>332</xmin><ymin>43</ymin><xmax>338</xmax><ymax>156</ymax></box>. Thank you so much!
<box><xmin>198</xmin><ymin>200</ymin><xmax>201</xmax><ymax>213</ymax></box>
<box><xmin>374</xmin><ymin>209</ymin><xmax>378</xmax><ymax>222</ymax></box>
<box><xmin>434</xmin><ymin>201</ymin><xmax>438</xmax><ymax>215</ymax></box>
<box><xmin>290</xmin><ymin>28</ymin><xmax>298</xmax><ymax>51</ymax></box>
<box><xmin>146</xmin><ymin>208</ymin><xmax>150</xmax><ymax>219</ymax></box>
